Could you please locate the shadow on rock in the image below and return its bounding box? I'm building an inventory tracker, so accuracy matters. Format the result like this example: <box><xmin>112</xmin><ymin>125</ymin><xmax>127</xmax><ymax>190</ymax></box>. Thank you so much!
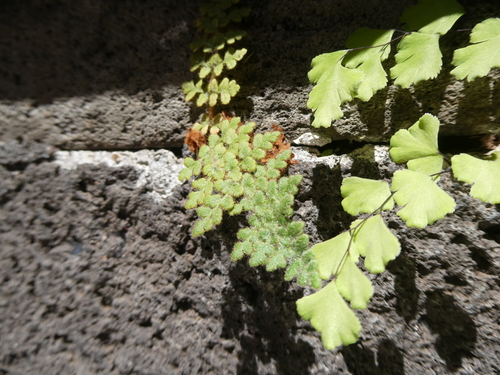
<box><xmin>342</xmin><ymin>339</ymin><xmax>405</xmax><ymax>375</ymax></box>
<box><xmin>297</xmin><ymin>163</ymin><xmax>348</xmax><ymax>239</ymax></box>
<box><xmin>423</xmin><ymin>290</ymin><xmax>477</xmax><ymax>371</ymax></box>
<box><xmin>386</xmin><ymin>253</ymin><xmax>419</xmax><ymax>323</ymax></box>
<box><xmin>221</xmin><ymin>262</ymin><xmax>316</xmax><ymax>375</ymax></box>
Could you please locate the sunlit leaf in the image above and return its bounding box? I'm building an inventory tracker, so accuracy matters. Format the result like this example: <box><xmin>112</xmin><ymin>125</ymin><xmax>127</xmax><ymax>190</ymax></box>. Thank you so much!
<box><xmin>296</xmin><ymin>280</ymin><xmax>362</xmax><ymax>349</ymax></box>
<box><xmin>400</xmin><ymin>0</ymin><xmax>464</xmax><ymax>35</ymax></box>
<box><xmin>407</xmin><ymin>155</ymin><xmax>443</xmax><ymax>176</ymax></box>
<box><xmin>351</xmin><ymin>215</ymin><xmax>401</xmax><ymax>273</ymax></box>
<box><xmin>390</xmin><ymin>33</ymin><xmax>442</xmax><ymax>88</ymax></box>
<box><xmin>178</xmin><ymin>167</ymin><xmax>193</xmax><ymax>181</ymax></box>
<box><xmin>451</xmin><ymin>151</ymin><xmax>500</xmax><ymax>204</ymax></box>
<box><xmin>451</xmin><ymin>18</ymin><xmax>500</xmax><ymax>81</ymax></box>
<box><xmin>392</xmin><ymin>170</ymin><xmax>456</xmax><ymax>228</ymax></box>
<box><xmin>351</xmin><ymin>54</ymin><xmax>389</xmax><ymax>102</ymax></box>
<box><xmin>336</xmin><ymin>254</ymin><xmax>373</xmax><ymax>309</ymax></box>
<box><xmin>390</xmin><ymin>113</ymin><xmax>443</xmax><ymax>175</ymax></box>
<box><xmin>313</xmin><ymin>232</ymin><xmax>357</xmax><ymax>280</ymax></box>
<box><xmin>307</xmin><ymin>51</ymin><xmax>364</xmax><ymax>127</ymax></box>
<box><xmin>341</xmin><ymin>177</ymin><xmax>394</xmax><ymax>215</ymax></box>
<box><xmin>344</xmin><ymin>28</ymin><xmax>395</xmax><ymax>102</ymax></box>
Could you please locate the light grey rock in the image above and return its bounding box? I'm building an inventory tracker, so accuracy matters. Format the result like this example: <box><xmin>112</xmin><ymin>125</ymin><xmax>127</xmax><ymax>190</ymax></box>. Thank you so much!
<box><xmin>55</xmin><ymin>149</ymin><xmax>184</xmax><ymax>201</ymax></box>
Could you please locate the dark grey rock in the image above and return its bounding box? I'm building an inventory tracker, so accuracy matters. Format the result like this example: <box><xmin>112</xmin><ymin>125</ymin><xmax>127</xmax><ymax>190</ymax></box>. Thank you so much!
<box><xmin>1</xmin><ymin>1</ymin><xmax>499</xmax><ymax>374</ymax></box>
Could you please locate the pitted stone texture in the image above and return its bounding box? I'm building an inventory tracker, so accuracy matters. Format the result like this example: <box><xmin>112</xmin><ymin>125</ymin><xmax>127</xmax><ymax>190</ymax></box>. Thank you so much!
<box><xmin>1</xmin><ymin>141</ymin><xmax>499</xmax><ymax>374</ymax></box>
<box><xmin>1</xmin><ymin>0</ymin><xmax>498</xmax><ymax>150</ymax></box>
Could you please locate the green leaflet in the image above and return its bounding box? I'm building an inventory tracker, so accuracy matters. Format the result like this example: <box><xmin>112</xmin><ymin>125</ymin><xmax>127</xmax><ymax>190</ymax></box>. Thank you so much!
<box><xmin>296</xmin><ymin>280</ymin><xmax>362</xmax><ymax>350</ymax></box>
<box><xmin>234</xmin><ymin>175</ymin><xmax>312</xmax><ymax>275</ymax></box>
<box><xmin>218</xmin><ymin>78</ymin><xmax>241</xmax><ymax>104</ymax></box>
<box><xmin>451</xmin><ymin>152</ymin><xmax>500</xmax><ymax>204</ymax></box>
<box><xmin>183</xmin><ymin>0</ymin><xmax>249</xmax><ymax>108</ymax></box>
<box><xmin>390</xmin><ymin>32</ymin><xmax>442</xmax><ymax>88</ymax></box>
<box><xmin>451</xmin><ymin>18</ymin><xmax>500</xmax><ymax>81</ymax></box>
<box><xmin>223</xmin><ymin>47</ymin><xmax>247</xmax><ymax>69</ymax></box>
<box><xmin>390</xmin><ymin>113</ymin><xmax>443</xmax><ymax>175</ymax></box>
<box><xmin>400</xmin><ymin>0</ymin><xmax>464</xmax><ymax>35</ymax></box>
<box><xmin>191</xmin><ymin>48</ymin><xmax>247</xmax><ymax>79</ymax></box>
<box><xmin>307</xmin><ymin>51</ymin><xmax>364</xmax><ymax>127</ymax></box>
<box><xmin>351</xmin><ymin>216</ymin><xmax>401</xmax><ymax>273</ymax></box>
<box><xmin>407</xmin><ymin>156</ymin><xmax>444</xmax><ymax>176</ymax></box>
<box><xmin>182</xmin><ymin>80</ymin><xmax>204</xmax><ymax>102</ymax></box>
<box><xmin>392</xmin><ymin>169</ymin><xmax>456</xmax><ymax>228</ymax></box>
<box><xmin>345</xmin><ymin>28</ymin><xmax>394</xmax><ymax>62</ymax></box>
<box><xmin>344</xmin><ymin>28</ymin><xmax>395</xmax><ymax>102</ymax></box>
<box><xmin>341</xmin><ymin>177</ymin><xmax>394</xmax><ymax>215</ymax></box>
<box><xmin>313</xmin><ymin>231</ymin><xmax>357</xmax><ymax>280</ymax></box>
<box><xmin>336</xmin><ymin>254</ymin><xmax>373</xmax><ymax>309</ymax></box>
<box><xmin>285</xmin><ymin>250</ymin><xmax>321</xmax><ymax>288</ymax></box>
<box><xmin>350</xmin><ymin>54</ymin><xmax>389</xmax><ymax>102</ymax></box>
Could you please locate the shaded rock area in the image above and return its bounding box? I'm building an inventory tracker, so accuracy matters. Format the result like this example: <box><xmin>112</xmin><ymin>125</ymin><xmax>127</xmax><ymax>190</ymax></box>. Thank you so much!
<box><xmin>1</xmin><ymin>0</ymin><xmax>500</xmax><ymax>374</ymax></box>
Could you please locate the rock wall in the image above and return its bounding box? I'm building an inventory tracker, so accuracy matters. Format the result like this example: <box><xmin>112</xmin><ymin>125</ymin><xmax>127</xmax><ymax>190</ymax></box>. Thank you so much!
<box><xmin>1</xmin><ymin>1</ymin><xmax>499</xmax><ymax>374</ymax></box>
<box><xmin>1</xmin><ymin>0</ymin><xmax>498</xmax><ymax>148</ymax></box>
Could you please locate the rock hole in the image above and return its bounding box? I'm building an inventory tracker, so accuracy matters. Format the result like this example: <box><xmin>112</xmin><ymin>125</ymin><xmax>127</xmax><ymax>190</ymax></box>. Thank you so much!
<box><xmin>152</xmin><ymin>329</ymin><xmax>164</xmax><ymax>340</ymax></box>
<box><xmin>78</xmin><ymin>180</ymin><xmax>87</xmax><ymax>192</ymax></box>
<box><xmin>139</xmin><ymin>317</ymin><xmax>152</xmax><ymax>327</ymax></box>
<box><xmin>478</xmin><ymin>221</ymin><xmax>500</xmax><ymax>244</ymax></box>
<box><xmin>444</xmin><ymin>273</ymin><xmax>468</xmax><ymax>286</ymax></box>
<box><xmin>96</xmin><ymin>330</ymin><xmax>110</xmax><ymax>343</ymax></box>
<box><xmin>469</xmin><ymin>247</ymin><xmax>492</xmax><ymax>273</ymax></box>
<box><xmin>451</xmin><ymin>233</ymin><xmax>469</xmax><ymax>245</ymax></box>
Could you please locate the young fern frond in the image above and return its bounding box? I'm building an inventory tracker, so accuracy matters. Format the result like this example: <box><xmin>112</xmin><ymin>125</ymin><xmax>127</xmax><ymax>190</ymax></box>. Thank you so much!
<box><xmin>180</xmin><ymin>116</ymin><xmax>319</xmax><ymax>285</ymax></box>
<box><xmin>182</xmin><ymin>0</ymin><xmax>249</xmax><ymax>127</ymax></box>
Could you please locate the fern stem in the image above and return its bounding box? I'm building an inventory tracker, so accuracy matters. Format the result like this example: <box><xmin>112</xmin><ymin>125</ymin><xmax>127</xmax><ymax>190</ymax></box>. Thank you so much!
<box><xmin>333</xmin><ymin>190</ymin><xmax>397</xmax><ymax>278</ymax></box>
<box><xmin>430</xmin><ymin>168</ymin><xmax>452</xmax><ymax>177</ymax></box>
<box><xmin>346</xmin><ymin>31</ymin><xmax>410</xmax><ymax>54</ymax></box>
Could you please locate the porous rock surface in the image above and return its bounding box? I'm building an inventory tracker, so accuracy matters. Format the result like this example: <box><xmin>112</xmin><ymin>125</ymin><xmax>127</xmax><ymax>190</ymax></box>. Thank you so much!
<box><xmin>1</xmin><ymin>141</ymin><xmax>499</xmax><ymax>375</ymax></box>
<box><xmin>1</xmin><ymin>0</ymin><xmax>498</xmax><ymax>149</ymax></box>
<box><xmin>1</xmin><ymin>1</ymin><xmax>499</xmax><ymax>374</ymax></box>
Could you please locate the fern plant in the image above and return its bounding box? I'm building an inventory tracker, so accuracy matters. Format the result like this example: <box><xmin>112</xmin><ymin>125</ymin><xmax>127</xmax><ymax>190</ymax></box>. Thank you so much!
<box><xmin>298</xmin><ymin>113</ymin><xmax>499</xmax><ymax>349</ymax></box>
<box><xmin>182</xmin><ymin>0</ymin><xmax>250</xmax><ymax>130</ymax></box>
<box><xmin>180</xmin><ymin>0</ymin><xmax>320</xmax><ymax>285</ymax></box>
<box><xmin>299</xmin><ymin>0</ymin><xmax>500</xmax><ymax>349</ymax></box>
<box><xmin>307</xmin><ymin>0</ymin><xmax>500</xmax><ymax>126</ymax></box>
<box><xmin>179</xmin><ymin>0</ymin><xmax>499</xmax><ymax>352</ymax></box>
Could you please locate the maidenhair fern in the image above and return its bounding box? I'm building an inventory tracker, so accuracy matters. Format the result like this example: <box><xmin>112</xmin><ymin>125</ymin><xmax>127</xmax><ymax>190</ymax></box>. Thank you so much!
<box><xmin>179</xmin><ymin>0</ymin><xmax>499</xmax><ymax>353</ymax></box>
<box><xmin>182</xmin><ymin>0</ymin><xmax>250</xmax><ymax>124</ymax></box>
<box><xmin>451</xmin><ymin>17</ymin><xmax>500</xmax><ymax>81</ymax></box>
<box><xmin>179</xmin><ymin>116</ymin><xmax>319</xmax><ymax>284</ymax></box>
<box><xmin>297</xmin><ymin>113</ymin><xmax>500</xmax><ymax>350</ymax></box>
<box><xmin>307</xmin><ymin>0</ymin><xmax>500</xmax><ymax>127</ymax></box>
<box><xmin>299</xmin><ymin>0</ymin><xmax>500</xmax><ymax>350</ymax></box>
